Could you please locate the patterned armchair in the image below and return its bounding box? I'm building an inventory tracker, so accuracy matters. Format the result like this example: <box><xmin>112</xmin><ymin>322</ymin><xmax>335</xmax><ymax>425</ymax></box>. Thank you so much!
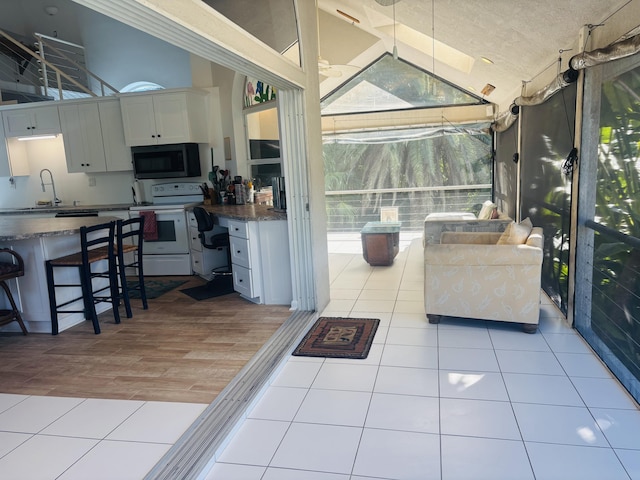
<box><xmin>424</xmin><ymin>226</ymin><xmax>544</xmax><ymax>333</ymax></box>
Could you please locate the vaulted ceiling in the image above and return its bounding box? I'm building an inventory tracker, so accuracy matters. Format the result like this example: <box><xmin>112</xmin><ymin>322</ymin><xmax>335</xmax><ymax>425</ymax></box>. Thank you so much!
<box><xmin>1</xmin><ymin>0</ymin><xmax>637</xmax><ymax>112</ymax></box>
<box><xmin>318</xmin><ymin>0</ymin><xmax>633</xmax><ymax>109</ymax></box>
<box><xmin>206</xmin><ymin>0</ymin><xmax>634</xmax><ymax>110</ymax></box>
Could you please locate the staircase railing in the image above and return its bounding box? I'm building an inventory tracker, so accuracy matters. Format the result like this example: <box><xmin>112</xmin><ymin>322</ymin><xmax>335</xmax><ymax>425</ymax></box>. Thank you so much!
<box><xmin>34</xmin><ymin>33</ymin><xmax>119</xmax><ymax>98</ymax></box>
<box><xmin>0</xmin><ymin>28</ymin><xmax>118</xmax><ymax>103</ymax></box>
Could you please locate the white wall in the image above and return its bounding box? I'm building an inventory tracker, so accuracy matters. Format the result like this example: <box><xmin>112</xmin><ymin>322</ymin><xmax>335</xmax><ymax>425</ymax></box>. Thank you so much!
<box><xmin>1</xmin><ymin>136</ymin><xmax>135</xmax><ymax>209</ymax></box>
<box><xmin>77</xmin><ymin>6</ymin><xmax>192</xmax><ymax>91</ymax></box>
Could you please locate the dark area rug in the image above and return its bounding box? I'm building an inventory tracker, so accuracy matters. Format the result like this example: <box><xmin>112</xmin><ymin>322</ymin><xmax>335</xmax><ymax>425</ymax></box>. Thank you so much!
<box><xmin>126</xmin><ymin>278</ymin><xmax>187</xmax><ymax>299</ymax></box>
<box><xmin>293</xmin><ymin>317</ymin><xmax>380</xmax><ymax>359</ymax></box>
<box><xmin>180</xmin><ymin>276</ymin><xmax>235</xmax><ymax>301</ymax></box>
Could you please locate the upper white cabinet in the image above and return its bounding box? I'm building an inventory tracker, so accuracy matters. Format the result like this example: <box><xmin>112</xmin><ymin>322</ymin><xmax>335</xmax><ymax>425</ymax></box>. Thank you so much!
<box><xmin>97</xmin><ymin>99</ymin><xmax>132</xmax><ymax>172</ymax></box>
<box><xmin>0</xmin><ymin>120</ymin><xmax>29</xmax><ymax>177</ymax></box>
<box><xmin>59</xmin><ymin>99</ymin><xmax>132</xmax><ymax>173</ymax></box>
<box><xmin>119</xmin><ymin>90</ymin><xmax>208</xmax><ymax>146</ymax></box>
<box><xmin>2</xmin><ymin>105</ymin><xmax>61</xmax><ymax>137</ymax></box>
<box><xmin>59</xmin><ymin>102</ymin><xmax>107</xmax><ymax>173</ymax></box>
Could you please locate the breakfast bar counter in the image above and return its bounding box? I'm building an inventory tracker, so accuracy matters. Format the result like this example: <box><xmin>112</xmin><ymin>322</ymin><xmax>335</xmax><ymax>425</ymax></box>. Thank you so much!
<box><xmin>0</xmin><ymin>216</ymin><xmax>121</xmax><ymax>241</ymax></box>
<box><xmin>0</xmin><ymin>216</ymin><xmax>120</xmax><ymax>333</ymax></box>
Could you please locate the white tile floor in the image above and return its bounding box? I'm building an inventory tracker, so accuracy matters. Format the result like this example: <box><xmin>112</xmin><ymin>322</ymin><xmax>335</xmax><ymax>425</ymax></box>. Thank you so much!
<box><xmin>205</xmin><ymin>232</ymin><xmax>640</xmax><ymax>480</ymax></box>
<box><xmin>2</xmin><ymin>233</ymin><xmax>639</xmax><ymax>479</ymax></box>
<box><xmin>0</xmin><ymin>395</ymin><xmax>207</xmax><ymax>479</ymax></box>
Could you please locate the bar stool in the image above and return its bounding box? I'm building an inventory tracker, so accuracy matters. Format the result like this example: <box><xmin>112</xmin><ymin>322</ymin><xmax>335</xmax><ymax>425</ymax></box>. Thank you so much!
<box><xmin>115</xmin><ymin>217</ymin><xmax>148</xmax><ymax>317</ymax></box>
<box><xmin>0</xmin><ymin>248</ymin><xmax>28</xmax><ymax>334</ymax></box>
<box><xmin>45</xmin><ymin>221</ymin><xmax>120</xmax><ymax>335</ymax></box>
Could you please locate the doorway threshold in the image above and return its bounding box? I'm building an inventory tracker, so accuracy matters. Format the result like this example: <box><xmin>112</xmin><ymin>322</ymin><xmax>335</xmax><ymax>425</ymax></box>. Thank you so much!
<box><xmin>144</xmin><ymin>309</ymin><xmax>317</xmax><ymax>480</ymax></box>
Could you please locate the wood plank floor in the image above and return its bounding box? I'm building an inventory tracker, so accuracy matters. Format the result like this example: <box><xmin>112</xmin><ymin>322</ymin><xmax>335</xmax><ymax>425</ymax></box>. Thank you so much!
<box><xmin>0</xmin><ymin>276</ymin><xmax>291</xmax><ymax>404</ymax></box>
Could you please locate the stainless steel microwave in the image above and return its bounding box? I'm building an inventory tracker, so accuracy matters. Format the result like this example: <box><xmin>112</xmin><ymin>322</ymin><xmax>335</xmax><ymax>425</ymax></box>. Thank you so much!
<box><xmin>132</xmin><ymin>143</ymin><xmax>201</xmax><ymax>179</ymax></box>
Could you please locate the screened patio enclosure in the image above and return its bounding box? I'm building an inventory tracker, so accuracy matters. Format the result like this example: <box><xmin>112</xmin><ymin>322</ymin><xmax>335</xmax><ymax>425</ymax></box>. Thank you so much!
<box><xmin>321</xmin><ymin>54</ymin><xmax>493</xmax><ymax>232</ymax></box>
<box><xmin>576</xmin><ymin>52</ymin><xmax>640</xmax><ymax>404</ymax></box>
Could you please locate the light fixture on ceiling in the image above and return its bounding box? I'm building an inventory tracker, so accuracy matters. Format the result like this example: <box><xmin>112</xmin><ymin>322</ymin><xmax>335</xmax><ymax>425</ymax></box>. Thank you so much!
<box><xmin>431</xmin><ymin>0</ymin><xmax>436</xmax><ymax>95</ymax></box>
<box><xmin>392</xmin><ymin>1</ymin><xmax>398</xmax><ymax>60</ymax></box>
<box><xmin>374</xmin><ymin>0</ymin><xmax>400</xmax><ymax>5</ymax></box>
<box><xmin>336</xmin><ymin>9</ymin><xmax>359</xmax><ymax>24</ymax></box>
<box><xmin>44</xmin><ymin>5</ymin><xmax>58</xmax><ymax>16</ymax></box>
<box><xmin>481</xmin><ymin>56</ymin><xmax>494</xmax><ymax>65</ymax></box>
<box><xmin>480</xmin><ymin>83</ymin><xmax>496</xmax><ymax>96</ymax></box>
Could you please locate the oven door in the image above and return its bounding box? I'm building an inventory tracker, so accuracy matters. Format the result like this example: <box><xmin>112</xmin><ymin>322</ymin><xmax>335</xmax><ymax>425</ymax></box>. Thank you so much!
<box><xmin>131</xmin><ymin>209</ymin><xmax>189</xmax><ymax>254</ymax></box>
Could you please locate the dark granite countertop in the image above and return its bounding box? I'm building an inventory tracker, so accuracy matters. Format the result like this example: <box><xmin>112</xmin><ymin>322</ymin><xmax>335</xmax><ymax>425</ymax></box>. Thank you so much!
<box><xmin>0</xmin><ymin>204</ymin><xmax>136</xmax><ymax>215</ymax></box>
<box><xmin>193</xmin><ymin>203</ymin><xmax>287</xmax><ymax>222</ymax></box>
<box><xmin>0</xmin><ymin>216</ymin><xmax>120</xmax><ymax>241</ymax></box>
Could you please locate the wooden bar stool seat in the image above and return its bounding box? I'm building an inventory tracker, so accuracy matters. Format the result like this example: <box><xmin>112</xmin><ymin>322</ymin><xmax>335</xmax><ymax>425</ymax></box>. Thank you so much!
<box><xmin>0</xmin><ymin>248</ymin><xmax>28</xmax><ymax>334</ymax></box>
<box><xmin>45</xmin><ymin>221</ymin><xmax>120</xmax><ymax>335</ymax></box>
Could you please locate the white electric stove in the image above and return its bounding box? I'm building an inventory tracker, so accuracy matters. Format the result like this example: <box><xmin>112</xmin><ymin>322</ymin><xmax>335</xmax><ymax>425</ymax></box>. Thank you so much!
<box><xmin>129</xmin><ymin>182</ymin><xmax>204</xmax><ymax>276</ymax></box>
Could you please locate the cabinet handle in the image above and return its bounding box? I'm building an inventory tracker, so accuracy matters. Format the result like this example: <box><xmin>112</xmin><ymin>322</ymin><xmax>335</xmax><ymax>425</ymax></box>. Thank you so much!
<box><xmin>157</xmin><ymin>134</ymin><xmax>161</xmax><ymax>138</ymax></box>
<box><xmin>238</xmin><ymin>279</ymin><xmax>243</xmax><ymax>283</ymax></box>
<box><xmin>236</xmin><ymin>250</ymin><xmax>241</xmax><ymax>254</ymax></box>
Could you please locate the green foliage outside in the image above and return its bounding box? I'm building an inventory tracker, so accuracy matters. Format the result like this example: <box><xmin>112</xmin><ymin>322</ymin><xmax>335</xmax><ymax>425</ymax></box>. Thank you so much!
<box><xmin>323</xmin><ymin>126</ymin><xmax>492</xmax><ymax>231</ymax></box>
<box><xmin>591</xmin><ymin>64</ymin><xmax>640</xmax><ymax>380</ymax></box>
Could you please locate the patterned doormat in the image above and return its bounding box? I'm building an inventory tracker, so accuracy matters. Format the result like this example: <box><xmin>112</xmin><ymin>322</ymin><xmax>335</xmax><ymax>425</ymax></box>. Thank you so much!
<box><xmin>126</xmin><ymin>278</ymin><xmax>187</xmax><ymax>299</ymax></box>
<box><xmin>292</xmin><ymin>317</ymin><xmax>380</xmax><ymax>359</ymax></box>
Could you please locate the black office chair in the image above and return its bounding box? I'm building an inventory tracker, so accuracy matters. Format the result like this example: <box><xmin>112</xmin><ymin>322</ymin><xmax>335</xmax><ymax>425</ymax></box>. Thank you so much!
<box><xmin>192</xmin><ymin>206</ymin><xmax>232</xmax><ymax>278</ymax></box>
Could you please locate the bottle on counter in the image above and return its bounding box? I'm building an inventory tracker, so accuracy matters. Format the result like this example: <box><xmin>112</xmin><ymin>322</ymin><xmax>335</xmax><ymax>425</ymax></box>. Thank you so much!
<box><xmin>247</xmin><ymin>180</ymin><xmax>254</xmax><ymax>203</ymax></box>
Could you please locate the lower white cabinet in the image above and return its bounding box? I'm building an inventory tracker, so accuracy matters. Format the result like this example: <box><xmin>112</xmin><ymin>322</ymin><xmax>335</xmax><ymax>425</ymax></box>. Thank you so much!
<box><xmin>187</xmin><ymin>211</ymin><xmax>229</xmax><ymax>277</ymax></box>
<box><xmin>219</xmin><ymin>217</ymin><xmax>292</xmax><ymax>305</ymax></box>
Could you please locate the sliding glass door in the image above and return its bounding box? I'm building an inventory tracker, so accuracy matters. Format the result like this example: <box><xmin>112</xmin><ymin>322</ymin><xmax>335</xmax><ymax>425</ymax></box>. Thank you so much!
<box><xmin>576</xmin><ymin>53</ymin><xmax>640</xmax><ymax>403</ymax></box>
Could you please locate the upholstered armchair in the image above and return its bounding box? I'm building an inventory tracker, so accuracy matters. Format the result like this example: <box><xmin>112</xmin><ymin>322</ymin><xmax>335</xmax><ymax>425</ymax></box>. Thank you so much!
<box><xmin>424</xmin><ymin>222</ymin><xmax>544</xmax><ymax>333</ymax></box>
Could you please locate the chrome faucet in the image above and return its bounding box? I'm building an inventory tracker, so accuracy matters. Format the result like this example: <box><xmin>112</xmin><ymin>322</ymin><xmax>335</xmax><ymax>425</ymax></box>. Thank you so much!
<box><xmin>39</xmin><ymin>168</ymin><xmax>61</xmax><ymax>205</ymax></box>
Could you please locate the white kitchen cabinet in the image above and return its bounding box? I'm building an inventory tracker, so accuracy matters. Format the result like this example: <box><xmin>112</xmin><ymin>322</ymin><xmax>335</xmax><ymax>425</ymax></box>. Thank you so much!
<box><xmin>59</xmin><ymin>102</ymin><xmax>107</xmax><ymax>173</ymax></box>
<box><xmin>119</xmin><ymin>90</ymin><xmax>208</xmax><ymax>146</ymax></box>
<box><xmin>2</xmin><ymin>105</ymin><xmax>61</xmax><ymax>137</ymax></box>
<box><xmin>60</xmin><ymin>99</ymin><xmax>131</xmax><ymax>174</ymax></box>
<box><xmin>97</xmin><ymin>100</ymin><xmax>132</xmax><ymax>172</ymax></box>
<box><xmin>219</xmin><ymin>217</ymin><xmax>292</xmax><ymax>305</ymax></box>
<box><xmin>0</xmin><ymin>121</ymin><xmax>29</xmax><ymax>177</ymax></box>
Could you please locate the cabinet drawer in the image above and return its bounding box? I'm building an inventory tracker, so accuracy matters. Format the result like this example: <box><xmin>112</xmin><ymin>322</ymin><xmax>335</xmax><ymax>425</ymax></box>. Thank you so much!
<box><xmin>191</xmin><ymin>250</ymin><xmax>205</xmax><ymax>275</ymax></box>
<box><xmin>227</xmin><ymin>219</ymin><xmax>249</xmax><ymax>239</ymax></box>
<box><xmin>232</xmin><ymin>264</ymin><xmax>255</xmax><ymax>298</ymax></box>
<box><xmin>188</xmin><ymin>212</ymin><xmax>198</xmax><ymax>229</ymax></box>
<box><xmin>189</xmin><ymin>227</ymin><xmax>202</xmax><ymax>252</ymax></box>
<box><xmin>230</xmin><ymin>236</ymin><xmax>250</xmax><ymax>269</ymax></box>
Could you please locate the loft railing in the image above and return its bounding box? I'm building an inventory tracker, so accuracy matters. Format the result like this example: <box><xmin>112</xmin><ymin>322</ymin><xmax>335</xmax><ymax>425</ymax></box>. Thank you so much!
<box><xmin>34</xmin><ymin>33</ymin><xmax>119</xmax><ymax>99</ymax></box>
<box><xmin>0</xmin><ymin>28</ymin><xmax>118</xmax><ymax>103</ymax></box>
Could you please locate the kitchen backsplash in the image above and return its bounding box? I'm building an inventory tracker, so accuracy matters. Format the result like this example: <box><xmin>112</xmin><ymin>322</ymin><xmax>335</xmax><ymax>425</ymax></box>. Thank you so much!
<box><xmin>0</xmin><ymin>137</ymin><xmax>137</xmax><ymax>209</ymax></box>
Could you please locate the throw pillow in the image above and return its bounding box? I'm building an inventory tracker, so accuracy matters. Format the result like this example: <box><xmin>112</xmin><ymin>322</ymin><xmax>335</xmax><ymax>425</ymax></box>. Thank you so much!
<box><xmin>478</xmin><ymin>200</ymin><xmax>497</xmax><ymax>220</ymax></box>
<box><xmin>497</xmin><ymin>217</ymin><xmax>533</xmax><ymax>245</ymax></box>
